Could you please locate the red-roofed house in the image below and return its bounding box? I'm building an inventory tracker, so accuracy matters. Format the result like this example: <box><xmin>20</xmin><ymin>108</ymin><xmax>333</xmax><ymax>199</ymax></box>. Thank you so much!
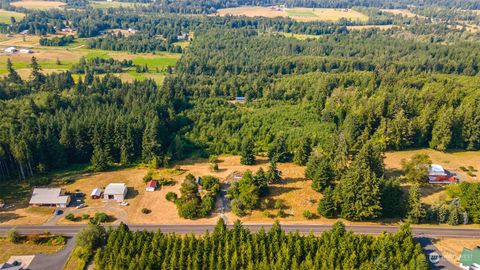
<box><xmin>146</xmin><ymin>180</ymin><xmax>158</xmax><ymax>192</ymax></box>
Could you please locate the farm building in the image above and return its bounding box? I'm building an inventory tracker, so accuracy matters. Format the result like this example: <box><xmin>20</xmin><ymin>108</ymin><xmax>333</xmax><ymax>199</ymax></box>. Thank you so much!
<box><xmin>29</xmin><ymin>188</ymin><xmax>71</xmax><ymax>208</ymax></box>
<box><xmin>91</xmin><ymin>188</ymin><xmax>103</xmax><ymax>199</ymax></box>
<box><xmin>4</xmin><ymin>47</ymin><xmax>16</xmax><ymax>54</ymax></box>
<box><xmin>19</xmin><ymin>49</ymin><xmax>32</xmax><ymax>54</ymax></box>
<box><xmin>104</xmin><ymin>183</ymin><xmax>128</xmax><ymax>201</ymax></box>
<box><xmin>459</xmin><ymin>247</ymin><xmax>480</xmax><ymax>270</ymax></box>
<box><xmin>234</xmin><ymin>96</ymin><xmax>246</xmax><ymax>103</ymax></box>
<box><xmin>428</xmin><ymin>164</ymin><xmax>459</xmax><ymax>184</ymax></box>
<box><xmin>146</xmin><ymin>180</ymin><xmax>158</xmax><ymax>192</ymax></box>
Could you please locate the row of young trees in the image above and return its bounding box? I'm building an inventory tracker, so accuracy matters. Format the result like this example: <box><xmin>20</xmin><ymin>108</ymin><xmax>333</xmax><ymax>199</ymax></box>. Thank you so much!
<box><xmin>92</xmin><ymin>220</ymin><xmax>429</xmax><ymax>270</ymax></box>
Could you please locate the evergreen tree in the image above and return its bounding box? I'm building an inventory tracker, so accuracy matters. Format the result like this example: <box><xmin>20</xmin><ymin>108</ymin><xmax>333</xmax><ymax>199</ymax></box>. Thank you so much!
<box><xmin>240</xmin><ymin>138</ymin><xmax>255</xmax><ymax>165</ymax></box>
<box><xmin>253</xmin><ymin>167</ymin><xmax>268</xmax><ymax>196</ymax></box>
<box><xmin>407</xmin><ymin>184</ymin><xmax>426</xmax><ymax>224</ymax></box>
<box><xmin>266</xmin><ymin>161</ymin><xmax>282</xmax><ymax>184</ymax></box>
<box><xmin>268</xmin><ymin>134</ymin><xmax>290</xmax><ymax>163</ymax></box>
<box><xmin>293</xmin><ymin>138</ymin><xmax>311</xmax><ymax>166</ymax></box>
<box><xmin>401</xmin><ymin>154</ymin><xmax>432</xmax><ymax>184</ymax></box>
<box><xmin>317</xmin><ymin>186</ymin><xmax>336</xmax><ymax>218</ymax></box>
<box><xmin>6</xmin><ymin>59</ymin><xmax>22</xmax><ymax>84</ymax></box>
<box><xmin>90</xmin><ymin>146</ymin><xmax>109</xmax><ymax>172</ymax></box>
<box><xmin>310</xmin><ymin>158</ymin><xmax>334</xmax><ymax>192</ymax></box>
<box><xmin>29</xmin><ymin>56</ymin><xmax>46</xmax><ymax>88</ymax></box>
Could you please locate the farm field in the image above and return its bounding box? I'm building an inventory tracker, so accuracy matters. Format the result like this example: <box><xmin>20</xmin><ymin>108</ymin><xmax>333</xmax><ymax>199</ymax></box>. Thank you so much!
<box><xmin>434</xmin><ymin>238</ymin><xmax>480</xmax><ymax>265</ymax></box>
<box><xmin>89</xmin><ymin>1</ymin><xmax>147</xmax><ymax>9</ymax></box>
<box><xmin>0</xmin><ymin>34</ymin><xmax>181</xmax><ymax>82</ymax></box>
<box><xmin>10</xmin><ymin>0</ymin><xmax>65</xmax><ymax>10</ymax></box>
<box><xmin>217</xmin><ymin>6</ymin><xmax>368</xmax><ymax>22</ymax></box>
<box><xmin>0</xmin><ymin>9</ymin><xmax>25</xmax><ymax>24</ymax></box>
<box><xmin>380</xmin><ymin>9</ymin><xmax>422</xmax><ymax>18</ymax></box>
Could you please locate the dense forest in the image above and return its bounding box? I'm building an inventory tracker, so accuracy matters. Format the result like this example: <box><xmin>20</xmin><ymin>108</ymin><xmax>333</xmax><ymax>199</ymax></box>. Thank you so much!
<box><xmin>85</xmin><ymin>221</ymin><xmax>429</xmax><ymax>270</ymax></box>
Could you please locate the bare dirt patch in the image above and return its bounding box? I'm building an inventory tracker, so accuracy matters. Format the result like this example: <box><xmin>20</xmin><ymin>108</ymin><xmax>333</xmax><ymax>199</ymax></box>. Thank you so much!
<box><xmin>10</xmin><ymin>0</ymin><xmax>65</xmax><ymax>10</ymax></box>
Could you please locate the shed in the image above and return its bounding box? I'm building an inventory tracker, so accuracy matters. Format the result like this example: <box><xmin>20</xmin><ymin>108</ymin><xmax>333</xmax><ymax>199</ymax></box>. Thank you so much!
<box><xmin>91</xmin><ymin>188</ymin><xmax>103</xmax><ymax>199</ymax></box>
<box><xmin>428</xmin><ymin>164</ymin><xmax>458</xmax><ymax>184</ymax></box>
<box><xmin>146</xmin><ymin>180</ymin><xmax>158</xmax><ymax>192</ymax></box>
<box><xmin>29</xmin><ymin>188</ymin><xmax>70</xmax><ymax>208</ymax></box>
<box><xmin>19</xmin><ymin>49</ymin><xmax>32</xmax><ymax>54</ymax></box>
<box><xmin>4</xmin><ymin>47</ymin><xmax>16</xmax><ymax>54</ymax></box>
<box><xmin>104</xmin><ymin>183</ymin><xmax>128</xmax><ymax>201</ymax></box>
<box><xmin>459</xmin><ymin>247</ymin><xmax>480</xmax><ymax>269</ymax></box>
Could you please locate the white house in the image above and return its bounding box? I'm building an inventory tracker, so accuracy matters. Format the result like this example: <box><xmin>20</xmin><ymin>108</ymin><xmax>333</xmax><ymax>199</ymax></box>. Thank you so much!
<box><xmin>104</xmin><ymin>183</ymin><xmax>128</xmax><ymax>201</ymax></box>
<box><xmin>90</xmin><ymin>188</ymin><xmax>103</xmax><ymax>199</ymax></box>
<box><xmin>4</xmin><ymin>47</ymin><xmax>16</xmax><ymax>54</ymax></box>
<box><xmin>29</xmin><ymin>188</ymin><xmax>70</xmax><ymax>208</ymax></box>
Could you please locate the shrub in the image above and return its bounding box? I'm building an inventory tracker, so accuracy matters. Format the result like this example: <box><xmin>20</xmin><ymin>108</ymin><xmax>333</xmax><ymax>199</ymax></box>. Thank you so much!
<box><xmin>82</xmin><ymin>214</ymin><xmax>90</xmax><ymax>220</ymax></box>
<box><xmin>467</xmin><ymin>171</ymin><xmax>476</xmax><ymax>177</ymax></box>
<box><xmin>263</xmin><ymin>210</ymin><xmax>274</xmax><ymax>218</ymax></box>
<box><xmin>90</xmin><ymin>212</ymin><xmax>109</xmax><ymax>224</ymax></box>
<box><xmin>65</xmin><ymin>213</ymin><xmax>76</xmax><ymax>221</ymax></box>
<box><xmin>277</xmin><ymin>209</ymin><xmax>286</xmax><ymax>218</ymax></box>
<box><xmin>274</xmin><ymin>200</ymin><xmax>284</xmax><ymax>210</ymax></box>
<box><xmin>143</xmin><ymin>170</ymin><xmax>154</xmax><ymax>183</ymax></box>
<box><xmin>459</xmin><ymin>166</ymin><xmax>468</xmax><ymax>171</ymax></box>
<box><xmin>165</xmin><ymin>192</ymin><xmax>178</xmax><ymax>202</ymax></box>
<box><xmin>141</xmin><ymin>208</ymin><xmax>151</xmax><ymax>214</ymax></box>
<box><xmin>211</xmin><ymin>163</ymin><xmax>219</xmax><ymax>171</ymax></box>
<box><xmin>303</xmin><ymin>210</ymin><xmax>313</xmax><ymax>219</ymax></box>
<box><xmin>7</xmin><ymin>229</ymin><xmax>21</xmax><ymax>243</ymax></box>
<box><xmin>468</xmin><ymin>166</ymin><xmax>476</xmax><ymax>171</ymax></box>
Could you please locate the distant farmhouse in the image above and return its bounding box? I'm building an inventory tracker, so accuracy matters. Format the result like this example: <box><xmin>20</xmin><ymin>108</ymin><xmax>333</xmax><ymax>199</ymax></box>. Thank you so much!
<box><xmin>460</xmin><ymin>247</ymin><xmax>480</xmax><ymax>270</ymax></box>
<box><xmin>29</xmin><ymin>188</ymin><xmax>70</xmax><ymax>208</ymax></box>
<box><xmin>104</xmin><ymin>183</ymin><xmax>127</xmax><ymax>201</ymax></box>
<box><xmin>428</xmin><ymin>164</ymin><xmax>459</xmax><ymax>184</ymax></box>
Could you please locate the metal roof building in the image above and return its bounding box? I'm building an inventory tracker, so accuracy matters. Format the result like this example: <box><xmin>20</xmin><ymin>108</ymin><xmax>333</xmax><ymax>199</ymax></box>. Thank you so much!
<box><xmin>29</xmin><ymin>188</ymin><xmax>70</xmax><ymax>208</ymax></box>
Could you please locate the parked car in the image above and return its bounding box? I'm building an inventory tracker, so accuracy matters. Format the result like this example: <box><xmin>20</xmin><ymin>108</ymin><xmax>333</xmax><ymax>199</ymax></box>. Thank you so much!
<box><xmin>54</xmin><ymin>209</ymin><xmax>63</xmax><ymax>215</ymax></box>
<box><xmin>76</xmin><ymin>204</ymin><xmax>87</xmax><ymax>209</ymax></box>
<box><xmin>119</xmin><ymin>201</ymin><xmax>129</xmax><ymax>206</ymax></box>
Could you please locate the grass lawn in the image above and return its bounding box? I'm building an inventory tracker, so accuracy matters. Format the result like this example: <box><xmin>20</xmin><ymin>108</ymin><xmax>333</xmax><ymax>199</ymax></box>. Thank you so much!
<box><xmin>0</xmin><ymin>9</ymin><xmax>24</xmax><ymax>24</ymax></box>
<box><xmin>0</xmin><ymin>238</ymin><xmax>64</xmax><ymax>262</ymax></box>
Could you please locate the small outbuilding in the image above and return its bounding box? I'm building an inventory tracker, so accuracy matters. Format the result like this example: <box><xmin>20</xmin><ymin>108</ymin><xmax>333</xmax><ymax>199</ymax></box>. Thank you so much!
<box><xmin>428</xmin><ymin>164</ymin><xmax>458</xmax><ymax>184</ymax></box>
<box><xmin>29</xmin><ymin>188</ymin><xmax>70</xmax><ymax>208</ymax></box>
<box><xmin>91</xmin><ymin>188</ymin><xmax>103</xmax><ymax>199</ymax></box>
<box><xmin>146</xmin><ymin>180</ymin><xmax>158</xmax><ymax>192</ymax></box>
<box><xmin>459</xmin><ymin>247</ymin><xmax>480</xmax><ymax>270</ymax></box>
<box><xmin>4</xmin><ymin>47</ymin><xmax>16</xmax><ymax>54</ymax></box>
<box><xmin>19</xmin><ymin>49</ymin><xmax>32</xmax><ymax>54</ymax></box>
<box><xmin>104</xmin><ymin>183</ymin><xmax>128</xmax><ymax>201</ymax></box>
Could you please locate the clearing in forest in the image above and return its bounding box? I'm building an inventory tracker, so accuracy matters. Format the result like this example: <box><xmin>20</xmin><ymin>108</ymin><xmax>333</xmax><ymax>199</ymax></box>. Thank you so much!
<box><xmin>217</xmin><ymin>6</ymin><xmax>368</xmax><ymax>22</ymax></box>
<box><xmin>380</xmin><ymin>9</ymin><xmax>421</xmax><ymax>18</ymax></box>
<box><xmin>89</xmin><ymin>1</ymin><xmax>147</xmax><ymax>9</ymax></box>
<box><xmin>10</xmin><ymin>0</ymin><xmax>65</xmax><ymax>10</ymax></box>
<box><xmin>0</xmin><ymin>9</ymin><xmax>24</xmax><ymax>24</ymax></box>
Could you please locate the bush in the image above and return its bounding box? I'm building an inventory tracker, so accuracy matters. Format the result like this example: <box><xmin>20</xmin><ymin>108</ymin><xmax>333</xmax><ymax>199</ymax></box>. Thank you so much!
<box><xmin>65</xmin><ymin>213</ymin><xmax>76</xmax><ymax>221</ymax></box>
<box><xmin>141</xmin><ymin>208</ymin><xmax>151</xmax><ymax>214</ymax></box>
<box><xmin>274</xmin><ymin>200</ymin><xmax>284</xmax><ymax>210</ymax></box>
<box><xmin>82</xmin><ymin>214</ymin><xmax>90</xmax><ymax>220</ymax></box>
<box><xmin>90</xmin><ymin>212</ymin><xmax>109</xmax><ymax>224</ymax></box>
<box><xmin>467</xmin><ymin>171</ymin><xmax>476</xmax><ymax>177</ymax></box>
<box><xmin>143</xmin><ymin>170</ymin><xmax>154</xmax><ymax>183</ymax></box>
<box><xmin>165</xmin><ymin>192</ymin><xmax>178</xmax><ymax>202</ymax></box>
<box><xmin>468</xmin><ymin>166</ymin><xmax>476</xmax><ymax>171</ymax></box>
<box><xmin>211</xmin><ymin>163</ymin><xmax>219</xmax><ymax>171</ymax></box>
<box><xmin>263</xmin><ymin>210</ymin><xmax>274</xmax><ymax>218</ymax></box>
<box><xmin>303</xmin><ymin>210</ymin><xmax>313</xmax><ymax>219</ymax></box>
<box><xmin>7</xmin><ymin>229</ymin><xmax>21</xmax><ymax>243</ymax></box>
<box><xmin>277</xmin><ymin>209</ymin><xmax>286</xmax><ymax>218</ymax></box>
<box><xmin>459</xmin><ymin>166</ymin><xmax>468</xmax><ymax>171</ymax></box>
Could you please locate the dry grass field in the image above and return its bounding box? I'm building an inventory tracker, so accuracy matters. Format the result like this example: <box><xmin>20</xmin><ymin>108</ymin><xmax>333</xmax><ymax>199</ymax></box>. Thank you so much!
<box><xmin>0</xmin><ymin>9</ymin><xmax>25</xmax><ymax>24</ymax></box>
<box><xmin>434</xmin><ymin>238</ymin><xmax>480</xmax><ymax>265</ymax></box>
<box><xmin>380</xmin><ymin>9</ymin><xmax>421</xmax><ymax>18</ymax></box>
<box><xmin>0</xmin><ymin>206</ymin><xmax>54</xmax><ymax>225</ymax></box>
<box><xmin>347</xmin><ymin>25</ymin><xmax>396</xmax><ymax>31</ymax></box>
<box><xmin>10</xmin><ymin>0</ymin><xmax>65</xmax><ymax>10</ymax></box>
<box><xmin>0</xmin><ymin>239</ymin><xmax>63</xmax><ymax>262</ymax></box>
<box><xmin>217</xmin><ymin>6</ymin><xmax>368</xmax><ymax>22</ymax></box>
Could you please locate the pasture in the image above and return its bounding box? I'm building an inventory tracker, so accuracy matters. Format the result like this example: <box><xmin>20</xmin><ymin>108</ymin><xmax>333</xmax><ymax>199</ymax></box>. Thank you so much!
<box><xmin>89</xmin><ymin>1</ymin><xmax>147</xmax><ymax>9</ymax></box>
<box><xmin>10</xmin><ymin>0</ymin><xmax>65</xmax><ymax>10</ymax></box>
<box><xmin>217</xmin><ymin>6</ymin><xmax>369</xmax><ymax>22</ymax></box>
<box><xmin>0</xmin><ymin>9</ymin><xmax>25</xmax><ymax>24</ymax></box>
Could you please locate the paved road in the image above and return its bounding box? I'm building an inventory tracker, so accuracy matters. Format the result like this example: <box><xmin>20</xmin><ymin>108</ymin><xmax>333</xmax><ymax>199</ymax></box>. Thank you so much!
<box><xmin>417</xmin><ymin>237</ymin><xmax>460</xmax><ymax>270</ymax></box>
<box><xmin>1</xmin><ymin>224</ymin><xmax>479</xmax><ymax>238</ymax></box>
<box><xmin>30</xmin><ymin>236</ymin><xmax>75</xmax><ymax>270</ymax></box>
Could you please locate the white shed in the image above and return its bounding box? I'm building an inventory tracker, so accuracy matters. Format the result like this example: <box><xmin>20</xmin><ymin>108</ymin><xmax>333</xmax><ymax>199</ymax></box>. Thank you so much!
<box><xmin>104</xmin><ymin>183</ymin><xmax>127</xmax><ymax>201</ymax></box>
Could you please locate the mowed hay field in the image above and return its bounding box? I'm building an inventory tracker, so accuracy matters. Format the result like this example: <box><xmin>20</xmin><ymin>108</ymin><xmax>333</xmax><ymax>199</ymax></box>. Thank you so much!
<box><xmin>217</xmin><ymin>6</ymin><xmax>368</xmax><ymax>22</ymax></box>
<box><xmin>10</xmin><ymin>0</ymin><xmax>65</xmax><ymax>10</ymax></box>
<box><xmin>0</xmin><ymin>9</ymin><xmax>25</xmax><ymax>24</ymax></box>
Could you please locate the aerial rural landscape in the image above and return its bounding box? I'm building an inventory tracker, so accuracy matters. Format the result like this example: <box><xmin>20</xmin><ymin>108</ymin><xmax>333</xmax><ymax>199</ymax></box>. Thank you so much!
<box><xmin>0</xmin><ymin>0</ymin><xmax>479</xmax><ymax>269</ymax></box>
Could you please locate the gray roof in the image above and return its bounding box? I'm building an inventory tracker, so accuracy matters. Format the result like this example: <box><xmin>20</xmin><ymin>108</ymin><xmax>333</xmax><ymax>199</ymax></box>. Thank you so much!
<box><xmin>104</xmin><ymin>183</ymin><xmax>127</xmax><ymax>195</ymax></box>
<box><xmin>0</xmin><ymin>263</ymin><xmax>22</xmax><ymax>270</ymax></box>
<box><xmin>91</xmin><ymin>188</ymin><xmax>103</xmax><ymax>197</ymax></box>
<box><xmin>29</xmin><ymin>188</ymin><xmax>70</xmax><ymax>205</ymax></box>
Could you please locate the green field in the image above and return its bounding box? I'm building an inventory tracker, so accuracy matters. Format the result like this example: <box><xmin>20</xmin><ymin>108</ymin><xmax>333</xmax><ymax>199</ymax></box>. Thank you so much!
<box><xmin>0</xmin><ymin>9</ymin><xmax>25</xmax><ymax>24</ymax></box>
<box><xmin>286</xmin><ymin>10</ymin><xmax>316</xmax><ymax>17</ymax></box>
